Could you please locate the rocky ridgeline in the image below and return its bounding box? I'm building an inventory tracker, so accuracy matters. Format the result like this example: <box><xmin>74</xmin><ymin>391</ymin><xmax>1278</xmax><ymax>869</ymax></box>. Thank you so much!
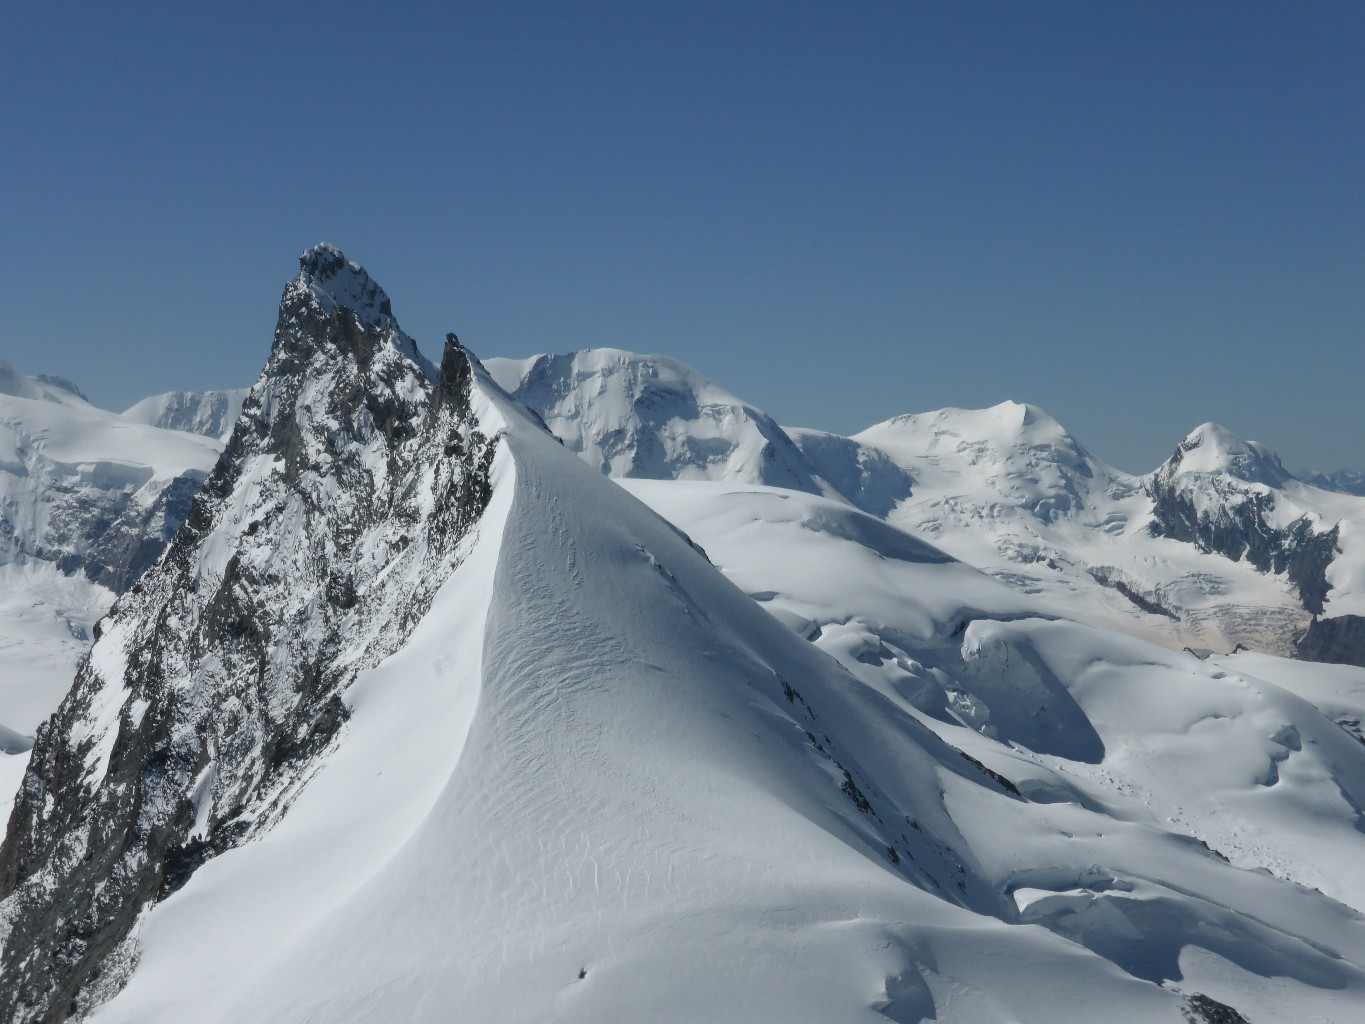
<box><xmin>0</xmin><ymin>246</ymin><xmax>497</xmax><ymax>1022</ymax></box>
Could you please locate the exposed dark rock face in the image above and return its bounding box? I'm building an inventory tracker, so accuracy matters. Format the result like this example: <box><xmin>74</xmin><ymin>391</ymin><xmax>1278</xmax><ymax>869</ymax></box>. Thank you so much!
<box><xmin>1086</xmin><ymin>566</ymin><xmax>1179</xmax><ymax>619</ymax></box>
<box><xmin>1149</xmin><ymin>436</ymin><xmax>1340</xmax><ymax>617</ymax></box>
<box><xmin>1296</xmin><ymin>614</ymin><xmax>1365</xmax><ymax>669</ymax></box>
<box><xmin>0</xmin><ymin>246</ymin><xmax>497</xmax><ymax>1023</ymax></box>
<box><xmin>1181</xmin><ymin>992</ymin><xmax>1251</xmax><ymax>1024</ymax></box>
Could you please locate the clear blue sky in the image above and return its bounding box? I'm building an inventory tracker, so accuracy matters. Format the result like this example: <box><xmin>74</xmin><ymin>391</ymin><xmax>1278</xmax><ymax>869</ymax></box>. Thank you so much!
<box><xmin>3</xmin><ymin>2</ymin><xmax>1362</xmax><ymax>473</ymax></box>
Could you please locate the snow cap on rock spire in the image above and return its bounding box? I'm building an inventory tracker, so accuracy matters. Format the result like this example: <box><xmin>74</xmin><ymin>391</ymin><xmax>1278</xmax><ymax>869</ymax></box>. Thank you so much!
<box><xmin>275</xmin><ymin>244</ymin><xmax>433</xmax><ymax>378</ymax></box>
<box><xmin>293</xmin><ymin>243</ymin><xmax>395</xmax><ymax>327</ymax></box>
<box><xmin>1164</xmin><ymin>422</ymin><xmax>1292</xmax><ymax>487</ymax></box>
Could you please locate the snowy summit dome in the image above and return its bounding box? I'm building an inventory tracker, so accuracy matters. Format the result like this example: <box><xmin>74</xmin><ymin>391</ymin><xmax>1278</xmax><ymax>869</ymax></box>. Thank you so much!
<box><xmin>1165</xmin><ymin>422</ymin><xmax>1292</xmax><ymax>487</ymax></box>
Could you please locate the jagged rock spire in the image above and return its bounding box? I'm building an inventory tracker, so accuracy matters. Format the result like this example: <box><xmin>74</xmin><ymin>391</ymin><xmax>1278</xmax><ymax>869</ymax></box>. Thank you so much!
<box><xmin>271</xmin><ymin>244</ymin><xmax>432</xmax><ymax>377</ymax></box>
<box><xmin>0</xmin><ymin>247</ymin><xmax>495</xmax><ymax>1022</ymax></box>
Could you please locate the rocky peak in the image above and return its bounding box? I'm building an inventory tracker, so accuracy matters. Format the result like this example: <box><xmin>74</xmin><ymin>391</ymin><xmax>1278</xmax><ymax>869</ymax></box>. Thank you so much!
<box><xmin>1148</xmin><ymin>424</ymin><xmax>1336</xmax><ymax>615</ymax></box>
<box><xmin>276</xmin><ymin>244</ymin><xmax>430</xmax><ymax>375</ymax></box>
<box><xmin>294</xmin><ymin>243</ymin><xmax>392</xmax><ymax>323</ymax></box>
<box><xmin>0</xmin><ymin>248</ymin><xmax>498</xmax><ymax>1022</ymax></box>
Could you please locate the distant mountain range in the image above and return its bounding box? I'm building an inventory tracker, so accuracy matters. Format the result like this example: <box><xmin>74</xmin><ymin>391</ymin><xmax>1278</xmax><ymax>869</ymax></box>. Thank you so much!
<box><xmin>492</xmin><ymin>348</ymin><xmax>1365</xmax><ymax>666</ymax></box>
<box><xmin>1298</xmin><ymin>468</ymin><xmax>1365</xmax><ymax>496</ymax></box>
<box><xmin>1</xmin><ymin>247</ymin><xmax>1363</xmax><ymax>1022</ymax></box>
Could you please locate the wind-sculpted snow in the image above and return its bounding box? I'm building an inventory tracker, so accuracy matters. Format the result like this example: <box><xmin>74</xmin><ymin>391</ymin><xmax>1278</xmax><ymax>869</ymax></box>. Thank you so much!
<box><xmin>65</xmin><ymin>360</ymin><xmax>1244</xmax><ymax>1024</ymax></box>
<box><xmin>628</xmin><ymin>476</ymin><xmax>1365</xmax><ymax>1020</ymax></box>
<box><xmin>0</xmin><ymin>248</ymin><xmax>496</xmax><ymax>1021</ymax></box>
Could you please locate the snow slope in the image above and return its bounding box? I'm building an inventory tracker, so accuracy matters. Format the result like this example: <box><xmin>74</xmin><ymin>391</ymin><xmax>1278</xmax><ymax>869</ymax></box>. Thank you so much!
<box><xmin>4</xmin><ymin>257</ymin><xmax>1364</xmax><ymax>1022</ymax></box>
<box><xmin>626</xmin><ymin>476</ymin><xmax>1365</xmax><ymax>1020</ymax></box>
<box><xmin>121</xmin><ymin>388</ymin><xmax>249</xmax><ymax>442</ymax></box>
<box><xmin>91</xmin><ymin>367</ymin><xmax>1355</xmax><ymax>1024</ymax></box>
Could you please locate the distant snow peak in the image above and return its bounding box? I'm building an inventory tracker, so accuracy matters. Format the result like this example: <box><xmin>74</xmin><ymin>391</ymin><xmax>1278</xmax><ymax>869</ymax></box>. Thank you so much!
<box><xmin>0</xmin><ymin>358</ymin><xmax>86</xmax><ymax>406</ymax></box>
<box><xmin>486</xmin><ymin>347</ymin><xmax>832</xmax><ymax>494</ymax></box>
<box><xmin>32</xmin><ymin>374</ymin><xmax>87</xmax><ymax>401</ymax></box>
<box><xmin>1165</xmin><ymin>422</ymin><xmax>1292</xmax><ymax>488</ymax></box>
<box><xmin>1149</xmin><ymin>423</ymin><xmax>1341</xmax><ymax>618</ymax></box>
<box><xmin>1299</xmin><ymin>468</ymin><xmax>1365</xmax><ymax>496</ymax></box>
<box><xmin>122</xmin><ymin>388</ymin><xmax>248</xmax><ymax>441</ymax></box>
<box><xmin>0</xmin><ymin>356</ymin><xmax>35</xmax><ymax>399</ymax></box>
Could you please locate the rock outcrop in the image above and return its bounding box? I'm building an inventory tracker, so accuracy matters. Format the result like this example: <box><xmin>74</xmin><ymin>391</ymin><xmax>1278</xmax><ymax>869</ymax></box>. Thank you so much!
<box><xmin>0</xmin><ymin>246</ymin><xmax>497</xmax><ymax>1022</ymax></box>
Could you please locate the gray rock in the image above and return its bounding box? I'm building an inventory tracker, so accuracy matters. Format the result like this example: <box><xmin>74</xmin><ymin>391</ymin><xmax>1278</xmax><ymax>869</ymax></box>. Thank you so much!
<box><xmin>0</xmin><ymin>246</ymin><xmax>496</xmax><ymax>1023</ymax></box>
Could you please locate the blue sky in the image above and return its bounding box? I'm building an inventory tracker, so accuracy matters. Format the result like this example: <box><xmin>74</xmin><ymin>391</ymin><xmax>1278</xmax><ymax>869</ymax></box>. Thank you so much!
<box><xmin>3</xmin><ymin>2</ymin><xmax>1362</xmax><ymax>472</ymax></box>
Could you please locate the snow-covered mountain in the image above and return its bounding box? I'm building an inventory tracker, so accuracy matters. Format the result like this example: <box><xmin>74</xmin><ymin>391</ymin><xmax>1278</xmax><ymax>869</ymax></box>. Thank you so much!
<box><xmin>484</xmin><ymin>349</ymin><xmax>915</xmax><ymax>512</ymax></box>
<box><xmin>2</xmin><ymin>252</ymin><xmax>1364</xmax><ymax>1022</ymax></box>
<box><xmin>0</xmin><ymin>358</ymin><xmax>222</xmax><ymax>593</ymax></box>
<box><xmin>1299</xmin><ymin>468</ymin><xmax>1365</xmax><ymax>497</ymax></box>
<box><xmin>0</xmin><ymin>356</ymin><xmax>226</xmax><ymax>785</ymax></box>
<box><xmin>0</xmin><ymin>361</ymin><xmax>88</xmax><ymax>407</ymax></box>
<box><xmin>843</xmin><ymin>408</ymin><xmax>1298</xmax><ymax>655</ymax></box>
<box><xmin>500</xmin><ymin>348</ymin><xmax>1365</xmax><ymax>666</ymax></box>
<box><xmin>121</xmin><ymin>388</ymin><xmax>249</xmax><ymax>441</ymax></box>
